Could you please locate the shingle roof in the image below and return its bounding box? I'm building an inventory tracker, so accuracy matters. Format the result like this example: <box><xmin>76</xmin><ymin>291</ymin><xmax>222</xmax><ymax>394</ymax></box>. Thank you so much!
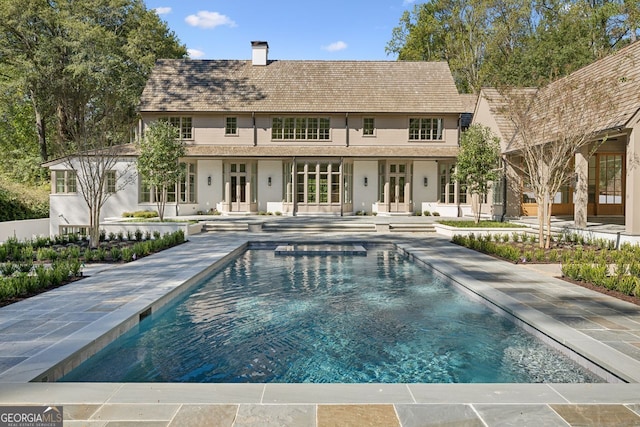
<box><xmin>479</xmin><ymin>87</ymin><xmax>537</xmax><ymax>147</ymax></box>
<box><xmin>139</xmin><ymin>60</ymin><xmax>463</xmax><ymax>114</ymax></box>
<box><xmin>479</xmin><ymin>41</ymin><xmax>640</xmax><ymax>152</ymax></box>
<box><xmin>538</xmin><ymin>40</ymin><xmax>640</xmax><ymax>133</ymax></box>
<box><xmin>60</xmin><ymin>143</ymin><xmax>459</xmax><ymax>160</ymax></box>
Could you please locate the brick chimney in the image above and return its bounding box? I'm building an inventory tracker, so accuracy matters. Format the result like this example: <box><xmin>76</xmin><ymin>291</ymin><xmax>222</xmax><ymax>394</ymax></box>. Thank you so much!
<box><xmin>251</xmin><ymin>41</ymin><xmax>269</xmax><ymax>66</ymax></box>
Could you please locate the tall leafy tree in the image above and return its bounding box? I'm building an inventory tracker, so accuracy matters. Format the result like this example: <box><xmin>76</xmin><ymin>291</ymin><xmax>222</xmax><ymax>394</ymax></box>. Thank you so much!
<box><xmin>388</xmin><ymin>0</ymin><xmax>639</xmax><ymax>91</ymax></box>
<box><xmin>453</xmin><ymin>125</ymin><xmax>502</xmax><ymax>223</ymax></box>
<box><xmin>137</xmin><ymin>121</ymin><xmax>186</xmax><ymax>222</ymax></box>
<box><xmin>0</xmin><ymin>0</ymin><xmax>187</xmax><ymax>162</ymax></box>
<box><xmin>387</xmin><ymin>0</ymin><xmax>492</xmax><ymax>93</ymax></box>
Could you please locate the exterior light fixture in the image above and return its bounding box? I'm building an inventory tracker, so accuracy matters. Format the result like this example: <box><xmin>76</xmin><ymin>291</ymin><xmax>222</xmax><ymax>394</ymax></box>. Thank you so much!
<box><xmin>268</xmin><ymin>176</ymin><xmax>272</xmax><ymax>186</ymax></box>
<box><xmin>423</xmin><ymin>177</ymin><xmax>428</xmax><ymax>187</ymax></box>
<box><xmin>207</xmin><ymin>176</ymin><xmax>211</xmax><ymax>186</ymax></box>
<box><xmin>364</xmin><ymin>177</ymin><xmax>368</xmax><ymax>187</ymax></box>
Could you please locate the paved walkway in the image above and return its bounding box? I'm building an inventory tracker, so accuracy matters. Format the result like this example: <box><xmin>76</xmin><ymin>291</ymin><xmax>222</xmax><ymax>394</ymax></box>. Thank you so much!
<box><xmin>1</xmin><ymin>225</ymin><xmax>640</xmax><ymax>425</ymax></box>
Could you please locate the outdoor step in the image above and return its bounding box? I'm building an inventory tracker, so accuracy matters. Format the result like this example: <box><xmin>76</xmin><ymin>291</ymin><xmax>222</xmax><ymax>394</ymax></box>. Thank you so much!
<box><xmin>388</xmin><ymin>224</ymin><xmax>436</xmax><ymax>232</ymax></box>
<box><xmin>203</xmin><ymin>221</ymin><xmax>436</xmax><ymax>233</ymax></box>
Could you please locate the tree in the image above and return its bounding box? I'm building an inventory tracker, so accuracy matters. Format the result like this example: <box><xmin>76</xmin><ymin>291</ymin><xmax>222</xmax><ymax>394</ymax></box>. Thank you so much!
<box><xmin>386</xmin><ymin>0</ymin><xmax>492</xmax><ymax>93</ymax></box>
<box><xmin>453</xmin><ymin>125</ymin><xmax>502</xmax><ymax>223</ymax></box>
<box><xmin>136</xmin><ymin>121</ymin><xmax>186</xmax><ymax>222</ymax></box>
<box><xmin>0</xmin><ymin>0</ymin><xmax>186</xmax><ymax>162</ymax></box>
<box><xmin>387</xmin><ymin>0</ymin><xmax>638</xmax><ymax>91</ymax></box>
<box><xmin>497</xmin><ymin>74</ymin><xmax>617</xmax><ymax>248</ymax></box>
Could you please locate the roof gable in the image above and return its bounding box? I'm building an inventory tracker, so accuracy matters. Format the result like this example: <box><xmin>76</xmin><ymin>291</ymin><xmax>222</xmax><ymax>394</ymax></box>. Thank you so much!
<box><xmin>139</xmin><ymin>59</ymin><xmax>463</xmax><ymax>114</ymax></box>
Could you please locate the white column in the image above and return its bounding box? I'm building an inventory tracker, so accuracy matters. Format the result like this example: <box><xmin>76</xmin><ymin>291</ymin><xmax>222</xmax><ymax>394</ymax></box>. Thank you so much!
<box><xmin>574</xmin><ymin>145</ymin><xmax>589</xmax><ymax>228</ymax></box>
<box><xmin>626</xmin><ymin>125</ymin><xmax>640</xmax><ymax>234</ymax></box>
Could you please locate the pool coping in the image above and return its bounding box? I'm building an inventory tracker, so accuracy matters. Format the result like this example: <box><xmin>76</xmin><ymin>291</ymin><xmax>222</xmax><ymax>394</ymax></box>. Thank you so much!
<box><xmin>2</xmin><ymin>231</ymin><xmax>640</xmax><ymax>419</ymax></box>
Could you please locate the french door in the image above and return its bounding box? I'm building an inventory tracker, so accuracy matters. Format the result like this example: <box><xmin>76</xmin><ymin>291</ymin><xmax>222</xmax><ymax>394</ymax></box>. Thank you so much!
<box><xmin>224</xmin><ymin>162</ymin><xmax>256</xmax><ymax>213</ymax></box>
<box><xmin>378</xmin><ymin>161</ymin><xmax>412</xmax><ymax>213</ymax></box>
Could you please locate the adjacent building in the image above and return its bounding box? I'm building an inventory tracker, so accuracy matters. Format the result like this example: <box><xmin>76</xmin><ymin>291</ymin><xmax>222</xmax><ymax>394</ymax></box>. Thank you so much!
<box><xmin>473</xmin><ymin>40</ymin><xmax>640</xmax><ymax>234</ymax></box>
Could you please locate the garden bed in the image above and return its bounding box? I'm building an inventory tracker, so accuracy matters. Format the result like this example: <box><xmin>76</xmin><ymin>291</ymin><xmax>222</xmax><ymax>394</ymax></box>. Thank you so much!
<box><xmin>0</xmin><ymin>229</ymin><xmax>186</xmax><ymax>307</ymax></box>
<box><xmin>451</xmin><ymin>231</ymin><xmax>640</xmax><ymax>305</ymax></box>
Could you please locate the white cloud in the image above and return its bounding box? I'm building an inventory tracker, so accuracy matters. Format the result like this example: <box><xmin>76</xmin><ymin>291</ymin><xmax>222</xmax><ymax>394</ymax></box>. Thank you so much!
<box><xmin>188</xmin><ymin>48</ymin><xmax>206</xmax><ymax>59</ymax></box>
<box><xmin>154</xmin><ymin>7</ymin><xmax>171</xmax><ymax>15</ymax></box>
<box><xmin>185</xmin><ymin>11</ymin><xmax>236</xmax><ymax>29</ymax></box>
<box><xmin>322</xmin><ymin>41</ymin><xmax>348</xmax><ymax>52</ymax></box>
<box><xmin>403</xmin><ymin>0</ymin><xmax>416</xmax><ymax>4</ymax></box>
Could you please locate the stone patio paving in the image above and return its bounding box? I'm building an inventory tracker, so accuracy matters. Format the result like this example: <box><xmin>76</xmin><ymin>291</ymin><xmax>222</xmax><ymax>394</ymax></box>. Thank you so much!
<box><xmin>1</xmin><ymin>222</ymin><xmax>640</xmax><ymax>425</ymax></box>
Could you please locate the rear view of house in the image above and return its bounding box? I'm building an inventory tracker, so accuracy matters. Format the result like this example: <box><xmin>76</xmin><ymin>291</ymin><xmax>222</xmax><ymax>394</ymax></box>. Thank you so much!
<box><xmin>134</xmin><ymin>41</ymin><xmax>464</xmax><ymax>217</ymax></box>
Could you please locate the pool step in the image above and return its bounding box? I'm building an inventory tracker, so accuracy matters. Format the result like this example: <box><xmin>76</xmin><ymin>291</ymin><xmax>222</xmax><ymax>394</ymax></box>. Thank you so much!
<box><xmin>202</xmin><ymin>221</ymin><xmax>436</xmax><ymax>233</ymax></box>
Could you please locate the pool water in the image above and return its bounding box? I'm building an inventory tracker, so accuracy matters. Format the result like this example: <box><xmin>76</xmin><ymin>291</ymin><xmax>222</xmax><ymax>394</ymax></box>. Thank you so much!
<box><xmin>60</xmin><ymin>247</ymin><xmax>603</xmax><ymax>383</ymax></box>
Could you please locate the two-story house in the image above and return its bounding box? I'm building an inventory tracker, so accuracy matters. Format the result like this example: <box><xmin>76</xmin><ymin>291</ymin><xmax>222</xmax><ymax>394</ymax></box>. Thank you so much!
<box><xmin>136</xmin><ymin>41</ymin><xmax>464</xmax><ymax>218</ymax></box>
<box><xmin>47</xmin><ymin>41</ymin><xmax>468</xmax><ymax>234</ymax></box>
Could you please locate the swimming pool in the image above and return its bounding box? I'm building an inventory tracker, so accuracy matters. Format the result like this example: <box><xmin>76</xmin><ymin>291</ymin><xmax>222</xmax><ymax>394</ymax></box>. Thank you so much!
<box><xmin>59</xmin><ymin>246</ymin><xmax>603</xmax><ymax>383</ymax></box>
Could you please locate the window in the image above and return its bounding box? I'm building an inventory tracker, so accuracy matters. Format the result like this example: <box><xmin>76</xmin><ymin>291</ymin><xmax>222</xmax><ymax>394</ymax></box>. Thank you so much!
<box><xmin>180</xmin><ymin>162</ymin><xmax>197</xmax><ymax>203</ymax></box>
<box><xmin>439</xmin><ymin>163</ymin><xmax>457</xmax><ymax>204</ymax></box>
<box><xmin>53</xmin><ymin>170</ymin><xmax>77</xmax><ymax>194</ymax></box>
<box><xmin>225</xmin><ymin>117</ymin><xmax>238</xmax><ymax>135</ymax></box>
<box><xmin>409</xmin><ymin>118</ymin><xmax>443</xmax><ymax>140</ymax></box>
<box><xmin>363</xmin><ymin>118</ymin><xmax>375</xmax><ymax>136</ymax></box>
<box><xmin>163</xmin><ymin>116</ymin><xmax>193</xmax><ymax>140</ymax></box>
<box><xmin>272</xmin><ymin>117</ymin><xmax>330</xmax><ymax>140</ymax></box>
<box><xmin>106</xmin><ymin>171</ymin><xmax>116</xmax><ymax>193</ymax></box>
<box><xmin>139</xmin><ymin>182</ymin><xmax>177</xmax><ymax>204</ymax></box>
<box><xmin>598</xmin><ymin>154</ymin><xmax>623</xmax><ymax>204</ymax></box>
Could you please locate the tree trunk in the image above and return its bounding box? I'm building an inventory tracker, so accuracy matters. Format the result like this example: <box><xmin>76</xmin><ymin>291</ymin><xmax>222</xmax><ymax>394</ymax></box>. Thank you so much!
<box><xmin>545</xmin><ymin>201</ymin><xmax>553</xmax><ymax>249</ymax></box>
<box><xmin>31</xmin><ymin>94</ymin><xmax>48</xmax><ymax>162</ymax></box>
<box><xmin>89</xmin><ymin>205</ymin><xmax>100</xmax><ymax>249</ymax></box>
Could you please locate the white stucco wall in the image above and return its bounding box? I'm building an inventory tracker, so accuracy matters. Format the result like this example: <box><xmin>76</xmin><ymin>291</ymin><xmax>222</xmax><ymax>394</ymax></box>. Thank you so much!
<box><xmin>257</xmin><ymin>160</ymin><xmax>283</xmax><ymax>212</ymax></box>
<box><xmin>0</xmin><ymin>219</ymin><xmax>50</xmax><ymax>243</ymax></box>
<box><xmin>413</xmin><ymin>161</ymin><xmax>439</xmax><ymax>210</ymax></box>
<box><xmin>49</xmin><ymin>159</ymin><xmax>138</xmax><ymax>235</ymax></box>
<box><xmin>353</xmin><ymin>160</ymin><xmax>378</xmax><ymax>214</ymax></box>
<box><xmin>196</xmin><ymin>159</ymin><xmax>223</xmax><ymax>213</ymax></box>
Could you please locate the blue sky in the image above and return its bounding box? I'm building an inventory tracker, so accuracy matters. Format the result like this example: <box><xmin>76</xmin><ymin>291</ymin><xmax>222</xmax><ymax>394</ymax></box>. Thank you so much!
<box><xmin>143</xmin><ymin>1</ymin><xmax>418</xmax><ymax>60</ymax></box>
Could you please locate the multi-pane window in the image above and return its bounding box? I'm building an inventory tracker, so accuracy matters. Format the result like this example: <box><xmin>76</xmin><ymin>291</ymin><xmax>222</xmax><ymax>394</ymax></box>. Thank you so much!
<box><xmin>363</xmin><ymin>118</ymin><xmax>375</xmax><ymax>136</ymax></box>
<box><xmin>53</xmin><ymin>170</ymin><xmax>77</xmax><ymax>194</ymax></box>
<box><xmin>106</xmin><ymin>171</ymin><xmax>117</xmax><ymax>193</ymax></box>
<box><xmin>139</xmin><ymin>181</ymin><xmax>177</xmax><ymax>204</ymax></box>
<box><xmin>409</xmin><ymin>118</ymin><xmax>443</xmax><ymax>140</ymax></box>
<box><xmin>225</xmin><ymin>117</ymin><xmax>238</xmax><ymax>135</ymax></box>
<box><xmin>139</xmin><ymin>162</ymin><xmax>196</xmax><ymax>203</ymax></box>
<box><xmin>439</xmin><ymin>163</ymin><xmax>456</xmax><ymax>204</ymax></box>
<box><xmin>180</xmin><ymin>162</ymin><xmax>197</xmax><ymax>203</ymax></box>
<box><xmin>598</xmin><ymin>154</ymin><xmax>623</xmax><ymax>204</ymax></box>
<box><xmin>272</xmin><ymin>117</ymin><xmax>330</xmax><ymax>140</ymax></box>
<box><xmin>164</xmin><ymin>116</ymin><xmax>193</xmax><ymax>139</ymax></box>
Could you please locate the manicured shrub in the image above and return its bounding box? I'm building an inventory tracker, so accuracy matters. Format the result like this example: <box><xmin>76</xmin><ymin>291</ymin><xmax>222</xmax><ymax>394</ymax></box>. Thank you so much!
<box><xmin>617</xmin><ymin>275</ymin><xmax>640</xmax><ymax>295</ymax></box>
<box><xmin>0</xmin><ymin>263</ymin><xmax>17</xmax><ymax>277</ymax></box>
<box><xmin>110</xmin><ymin>247</ymin><xmax>122</xmax><ymax>261</ymax></box>
<box><xmin>122</xmin><ymin>247</ymin><xmax>135</xmax><ymax>262</ymax></box>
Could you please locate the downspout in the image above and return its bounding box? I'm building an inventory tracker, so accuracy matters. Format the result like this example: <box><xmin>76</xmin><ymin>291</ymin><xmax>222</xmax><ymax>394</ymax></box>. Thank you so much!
<box><xmin>345</xmin><ymin>113</ymin><xmax>349</xmax><ymax>147</ymax></box>
<box><xmin>252</xmin><ymin>112</ymin><xmax>257</xmax><ymax>146</ymax></box>
<box><xmin>340</xmin><ymin>157</ymin><xmax>344</xmax><ymax>217</ymax></box>
<box><xmin>292</xmin><ymin>156</ymin><xmax>297</xmax><ymax>216</ymax></box>
<box><xmin>501</xmin><ymin>155</ymin><xmax>507</xmax><ymax>222</ymax></box>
